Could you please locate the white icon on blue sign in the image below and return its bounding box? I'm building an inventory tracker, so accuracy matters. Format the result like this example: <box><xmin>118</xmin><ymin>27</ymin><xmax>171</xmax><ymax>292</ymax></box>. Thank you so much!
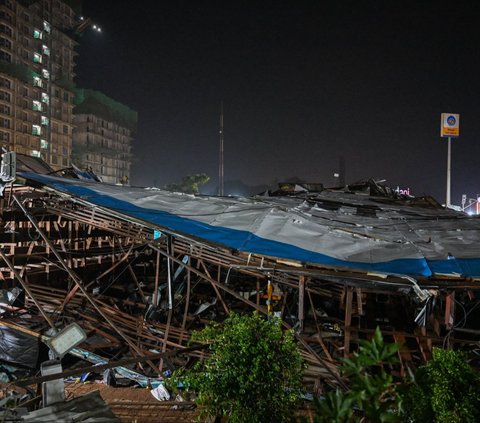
<box><xmin>447</xmin><ymin>115</ymin><xmax>456</xmax><ymax>126</ymax></box>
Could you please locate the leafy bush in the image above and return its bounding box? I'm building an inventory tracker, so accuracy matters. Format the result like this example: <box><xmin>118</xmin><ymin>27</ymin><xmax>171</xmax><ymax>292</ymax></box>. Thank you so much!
<box><xmin>313</xmin><ymin>327</ymin><xmax>402</xmax><ymax>422</ymax></box>
<box><xmin>312</xmin><ymin>389</ymin><xmax>354</xmax><ymax>423</ymax></box>
<box><xmin>176</xmin><ymin>312</ymin><xmax>305</xmax><ymax>423</ymax></box>
<box><xmin>401</xmin><ymin>347</ymin><xmax>480</xmax><ymax>423</ymax></box>
<box><xmin>313</xmin><ymin>329</ymin><xmax>480</xmax><ymax>423</ymax></box>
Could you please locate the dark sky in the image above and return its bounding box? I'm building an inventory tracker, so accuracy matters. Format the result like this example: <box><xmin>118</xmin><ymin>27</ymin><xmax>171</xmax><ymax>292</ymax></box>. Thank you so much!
<box><xmin>76</xmin><ymin>0</ymin><xmax>480</xmax><ymax>203</ymax></box>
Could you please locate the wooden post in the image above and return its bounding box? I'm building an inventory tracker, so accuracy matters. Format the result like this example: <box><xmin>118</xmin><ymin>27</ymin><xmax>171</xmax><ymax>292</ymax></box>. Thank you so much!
<box><xmin>445</xmin><ymin>291</ymin><xmax>455</xmax><ymax>330</ymax></box>
<box><xmin>344</xmin><ymin>286</ymin><xmax>353</xmax><ymax>357</ymax></box>
<box><xmin>444</xmin><ymin>291</ymin><xmax>456</xmax><ymax>349</ymax></box>
<box><xmin>356</xmin><ymin>288</ymin><xmax>364</xmax><ymax>315</ymax></box>
<box><xmin>298</xmin><ymin>276</ymin><xmax>305</xmax><ymax>332</ymax></box>
<box><xmin>180</xmin><ymin>256</ymin><xmax>191</xmax><ymax>344</ymax></box>
<box><xmin>256</xmin><ymin>277</ymin><xmax>260</xmax><ymax>306</ymax></box>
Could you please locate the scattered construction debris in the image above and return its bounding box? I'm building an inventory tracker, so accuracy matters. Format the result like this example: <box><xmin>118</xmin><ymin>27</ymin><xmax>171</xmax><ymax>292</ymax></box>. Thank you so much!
<box><xmin>1</xmin><ymin>154</ymin><xmax>480</xmax><ymax>419</ymax></box>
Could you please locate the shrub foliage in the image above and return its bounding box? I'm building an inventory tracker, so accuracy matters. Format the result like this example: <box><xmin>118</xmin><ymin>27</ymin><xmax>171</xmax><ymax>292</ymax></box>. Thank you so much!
<box><xmin>178</xmin><ymin>312</ymin><xmax>305</xmax><ymax>423</ymax></box>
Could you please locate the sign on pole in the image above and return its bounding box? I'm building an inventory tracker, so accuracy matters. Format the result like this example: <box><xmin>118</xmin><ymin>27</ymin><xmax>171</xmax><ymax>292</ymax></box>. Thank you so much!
<box><xmin>441</xmin><ymin>113</ymin><xmax>460</xmax><ymax>138</ymax></box>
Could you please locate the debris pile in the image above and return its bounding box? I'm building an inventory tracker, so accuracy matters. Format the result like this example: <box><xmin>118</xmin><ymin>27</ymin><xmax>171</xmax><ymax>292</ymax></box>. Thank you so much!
<box><xmin>1</xmin><ymin>161</ymin><xmax>480</xmax><ymax>419</ymax></box>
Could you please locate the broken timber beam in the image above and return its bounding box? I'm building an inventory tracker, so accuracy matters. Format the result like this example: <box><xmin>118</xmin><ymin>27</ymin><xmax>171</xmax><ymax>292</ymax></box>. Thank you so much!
<box><xmin>12</xmin><ymin>195</ymin><xmax>160</xmax><ymax>374</ymax></box>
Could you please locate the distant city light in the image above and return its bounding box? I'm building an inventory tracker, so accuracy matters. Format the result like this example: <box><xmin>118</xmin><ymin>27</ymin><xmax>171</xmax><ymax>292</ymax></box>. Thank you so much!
<box><xmin>80</xmin><ymin>16</ymin><xmax>84</xmax><ymax>20</ymax></box>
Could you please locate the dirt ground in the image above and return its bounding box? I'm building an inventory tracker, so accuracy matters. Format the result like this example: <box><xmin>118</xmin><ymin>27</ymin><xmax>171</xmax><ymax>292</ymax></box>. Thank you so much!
<box><xmin>65</xmin><ymin>382</ymin><xmax>315</xmax><ymax>422</ymax></box>
<box><xmin>65</xmin><ymin>382</ymin><xmax>165</xmax><ymax>403</ymax></box>
<box><xmin>1</xmin><ymin>382</ymin><xmax>315</xmax><ymax>422</ymax></box>
<box><xmin>65</xmin><ymin>382</ymin><xmax>199</xmax><ymax>423</ymax></box>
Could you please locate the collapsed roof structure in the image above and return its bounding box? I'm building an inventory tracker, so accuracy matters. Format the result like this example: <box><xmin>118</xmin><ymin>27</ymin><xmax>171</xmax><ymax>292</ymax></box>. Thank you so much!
<box><xmin>1</xmin><ymin>157</ymin><xmax>480</xmax><ymax>415</ymax></box>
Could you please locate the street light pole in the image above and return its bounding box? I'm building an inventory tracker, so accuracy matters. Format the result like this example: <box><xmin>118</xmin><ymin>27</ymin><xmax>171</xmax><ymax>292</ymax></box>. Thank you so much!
<box><xmin>446</xmin><ymin>136</ymin><xmax>451</xmax><ymax>207</ymax></box>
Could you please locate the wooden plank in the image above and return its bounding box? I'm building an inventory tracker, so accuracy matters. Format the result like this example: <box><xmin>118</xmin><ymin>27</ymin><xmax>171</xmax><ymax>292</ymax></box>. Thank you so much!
<box><xmin>344</xmin><ymin>286</ymin><xmax>353</xmax><ymax>357</ymax></box>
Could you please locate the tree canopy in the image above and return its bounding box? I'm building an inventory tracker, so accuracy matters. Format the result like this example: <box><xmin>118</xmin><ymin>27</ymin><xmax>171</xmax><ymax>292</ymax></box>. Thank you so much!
<box><xmin>165</xmin><ymin>174</ymin><xmax>210</xmax><ymax>194</ymax></box>
<box><xmin>176</xmin><ymin>312</ymin><xmax>305</xmax><ymax>423</ymax></box>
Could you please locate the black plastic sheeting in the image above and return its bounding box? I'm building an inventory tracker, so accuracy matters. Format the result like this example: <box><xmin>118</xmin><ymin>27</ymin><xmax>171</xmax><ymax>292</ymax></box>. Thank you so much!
<box><xmin>0</xmin><ymin>327</ymin><xmax>39</xmax><ymax>369</ymax></box>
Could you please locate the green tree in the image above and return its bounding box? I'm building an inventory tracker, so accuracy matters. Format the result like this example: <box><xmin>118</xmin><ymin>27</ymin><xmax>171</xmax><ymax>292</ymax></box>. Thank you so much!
<box><xmin>400</xmin><ymin>347</ymin><xmax>480</xmax><ymax>423</ymax></box>
<box><xmin>165</xmin><ymin>173</ymin><xmax>210</xmax><ymax>194</ymax></box>
<box><xmin>176</xmin><ymin>312</ymin><xmax>305</xmax><ymax>423</ymax></box>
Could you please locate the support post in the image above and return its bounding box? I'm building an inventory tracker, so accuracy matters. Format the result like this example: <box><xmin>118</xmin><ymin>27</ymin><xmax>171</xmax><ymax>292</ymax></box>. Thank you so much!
<box><xmin>445</xmin><ymin>291</ymin><xmax>456</xmax><ymax>331</ymax></box>
<box><xmin>153</xmin><ymin>249</ymin><xmax>161</xmax><ymax>307</ymax></box>
<box><xmin>298</xmin><ymin>275</ymin><xmax>305</xmax><ymax>332</ymax></box>
<box><xmin>446</xmin><ymin>136</ymin><xmax>451</xmax><ymax>207</ymax></box>
<box><xmin>344</xmin><ymin>286</ymin><xmax>353</xmax><ymax>357</ymax></box>
<box><xmin>180</xmin><ymin>256</ymin><xmax>191</xmax><ymax>344</ymax></box>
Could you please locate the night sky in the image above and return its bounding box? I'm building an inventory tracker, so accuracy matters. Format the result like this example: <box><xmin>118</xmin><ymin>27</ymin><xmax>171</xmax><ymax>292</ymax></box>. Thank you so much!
<box><xmin>76</xmin><ymin>1</ymin><xmax>480</xmax><ymax>203</ymax></box>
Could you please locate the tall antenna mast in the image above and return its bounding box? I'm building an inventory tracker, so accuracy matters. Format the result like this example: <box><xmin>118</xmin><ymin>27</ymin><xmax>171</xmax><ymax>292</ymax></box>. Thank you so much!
<box><xmin>218</xmin><ymin>101</ymin><xmax>224</xmax><ymax>196</ymax></box>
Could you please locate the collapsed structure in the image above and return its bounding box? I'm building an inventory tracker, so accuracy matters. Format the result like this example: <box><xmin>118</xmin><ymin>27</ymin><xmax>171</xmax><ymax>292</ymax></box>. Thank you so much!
<box><xmin>1</xmin><ymin>155</ymin><xmax>480</xmax><ymax>409</ymax></box>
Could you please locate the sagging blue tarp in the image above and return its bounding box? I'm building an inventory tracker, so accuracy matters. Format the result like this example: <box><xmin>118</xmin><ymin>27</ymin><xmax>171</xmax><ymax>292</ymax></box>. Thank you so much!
<box><xmin>18</xmin><ymin>171</ymin><xmax>480</xmax><ymax>278</ymax></box>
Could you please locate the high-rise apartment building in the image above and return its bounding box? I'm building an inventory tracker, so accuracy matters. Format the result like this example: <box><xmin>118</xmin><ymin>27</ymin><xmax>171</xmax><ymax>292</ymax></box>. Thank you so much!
<box><xmin>73</xmin><ymin>89</ymin><xmax>136</xmax><ymax>184</ymax></box>
<box><xmin>0</xmin><ymin>0</ymin><xmax>77</xmax><ymax>170</ymax></box>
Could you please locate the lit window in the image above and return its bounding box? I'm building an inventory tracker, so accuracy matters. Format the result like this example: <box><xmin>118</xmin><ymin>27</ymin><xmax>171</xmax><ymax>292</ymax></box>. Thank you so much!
<box><xmin>42</xmin><ymin>45</ymin><xmax>50</xmax><ymax>56</ymax></box>
<box><xmin>32</xmin><ymin>100</ymin><xmax>42</xmax><ymax>111</ymax></box>
<box><xmin>40</xmin><ymin>139</ymin><xmax>48</xmax><ymax>149</ymax></box>
<box><xmin>41</xmin><ymin>93</ymin><xmax>49</xmax><ymax>104</ymax></box>
<box><xmin>33</xmin><ymin>29</ymin><xmax>42</xmax><ymax>39</ymax></box>
<box><xmin>33</xmin><ymin>53</ymin><xmax>42</xmax><ymax>63</ymax></box>
<box><xmin>33</xmin><ymin>76</ymin><xmax>42</xmax><ymax>87</ymax></box>
<box><xmin>31</xmin><ymin>150</ymin><xmax>41</xmax><ymax>158</ymax></box>
<box><xmin>41</xmin><ymin>116</ymin><xmax>49</xmax><ymax>125</ymax></box>
<box><xmin>42</xmin><ymin>69</ymin><xmax>49</xmax><ymax>79</ymax></box>
<box><xmin>43</xmin><ymin>21</ymin><xmax>51</xmax><ymax>33</ymax></box>
<box><xmin>32</xmin><ymin>125</ymin><xmax>41</xmax><ymax>135</ymax></box>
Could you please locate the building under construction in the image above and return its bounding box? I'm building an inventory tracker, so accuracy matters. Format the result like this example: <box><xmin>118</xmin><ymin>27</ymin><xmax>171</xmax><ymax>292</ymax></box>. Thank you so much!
<box><xmin>1</xmin><ymin>154</ymin><xmax>480</xmax><ymax>420</ymax></box>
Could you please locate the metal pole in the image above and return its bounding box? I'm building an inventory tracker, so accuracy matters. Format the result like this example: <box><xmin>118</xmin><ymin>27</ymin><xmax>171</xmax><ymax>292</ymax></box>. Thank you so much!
<box><xmin>167</xmin><ymin>237</ymin><xmax>173</xmax><ymax>310</ymax></box>
<box><xmin>446</xmin><ymin>136</ymin><xmax>451</xmax><ymax>207</ymax></box>
<box><xmin>218</xmin><ymin>101</ymin><xmax>224</xmax><ymax>196</ymax></box>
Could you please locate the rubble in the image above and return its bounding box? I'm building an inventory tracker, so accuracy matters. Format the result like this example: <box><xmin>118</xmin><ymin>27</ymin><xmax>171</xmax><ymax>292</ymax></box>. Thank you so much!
<box><xmin>1</xmin><ymin>158</ymin><xmax>480</xmax><ymax>419</ymax></box>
